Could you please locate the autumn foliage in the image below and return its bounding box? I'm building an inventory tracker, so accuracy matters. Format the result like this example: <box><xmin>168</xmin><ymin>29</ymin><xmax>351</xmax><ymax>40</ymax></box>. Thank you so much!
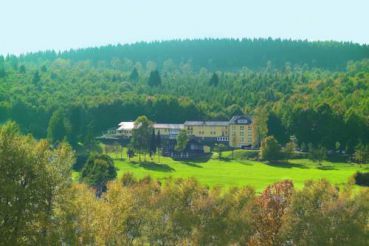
<box><xmin>1</xmin><ymin>123</ymin><xmax>369</xmax><ymax>245</ymax></box>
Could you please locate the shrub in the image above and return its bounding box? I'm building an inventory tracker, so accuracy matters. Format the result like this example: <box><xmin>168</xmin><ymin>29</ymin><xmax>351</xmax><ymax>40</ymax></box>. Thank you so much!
<box><xmin>260</xmin><ymin>136</ymin><xmax>282</xmax><ymax>161</ymax></box>
<box><xmin>354</xmin><ymin>172</ymin><xmax>369</xmax><ymax>186</ymax></box>
<box><xmin>121</xmin><ymin>172</ymin><xmax>137</xmax><ymax>187</ymax></box>
<box><xmin>232</xmin><ymin>149</ymin><xmax>259</xmax><ymax>160</ymax></box>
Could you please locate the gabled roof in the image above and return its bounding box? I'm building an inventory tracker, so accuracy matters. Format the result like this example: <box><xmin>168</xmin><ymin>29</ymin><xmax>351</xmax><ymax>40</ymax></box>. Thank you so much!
<box><xmin>229</xmin><ymin>115</ymin><xmax>252</xmax><ymax>125</ymax></box>
<box><xmin>184</xmin><ymin>121</ymin><xmax>229</xmax><ymax>126</ymax></box>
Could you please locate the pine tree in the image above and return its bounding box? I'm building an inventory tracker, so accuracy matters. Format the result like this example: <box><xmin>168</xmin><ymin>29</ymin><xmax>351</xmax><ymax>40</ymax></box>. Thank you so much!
<box><xmin>129</xmin><ymin>68</ymin><xmax>139</xmax><ymax>82</ymax></box>
<box><xmin>0</xmin><ymin>56</ymin><xmax>6</xmax><ymax>78</ymax></box>
<box><xmin>156</xmin><ymin>131</ymin><xmax>162</xmax><ymax>163</ymax></box>
<box><xmin>149</xmin><ymin>130</ymin><xmax>157</xmax><ymax>159</ymax></box>
<box><xmin>32</xmin><ymin>71</ymin><xmax>41</xmax><ymax>83</ymax></box>
<box><xmin>209</xmin><ymin>72</ymin><xmax>219</xmax><ymax>86</ymax></box>
<box><xmin>148</xmin><ymin>70</ymin><xmax>162</xmax><ymax>86</ymax></box>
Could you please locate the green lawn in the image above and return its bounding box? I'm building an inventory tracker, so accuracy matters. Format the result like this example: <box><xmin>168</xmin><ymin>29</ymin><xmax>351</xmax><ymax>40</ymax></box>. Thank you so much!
<box><xmin>105</xmin><ymin>149</ymin><xmax>368</xmax><ymax>192</ymax></box>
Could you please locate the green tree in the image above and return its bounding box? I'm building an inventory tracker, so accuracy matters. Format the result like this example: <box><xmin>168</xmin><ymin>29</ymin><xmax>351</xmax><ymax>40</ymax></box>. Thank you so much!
<box><xmin>0</xmin><ymin>121</ymin><xmax>74</xmax><ymax>245</ymax></box>
<box><xmin>309</xmin><ymin>145</ymin><xmax>327</xmax><ymax>165</ymax></box>
<box><xmin>19</xmin><ymin>64</ymin><xmax>26</xmax><ymax>73</ymax></box>
<box><xmin>253</xmin><ymin>107</ymin><xmax>269</xmax><ymax>146</ymax></box>
<box><xmin>259</xmin><ymin>136</ymin><xmax>282</xmax><ymax>161</ymax></box>
<box><xmin>127</xmin><ymin>146</ymin><xmax>134</xmax><ymax>161</ymax></box>
<box><xmin>147</xmin><ymin>70</ymin><xmax>162</xmax><ymax>86</ymax></box>
<box><xmin>353</xmin><ymin>143</ymin><xmax>369</xmax><ymax>167</ymax></box>
<box><xmin>80</xmin><ymin>154</ymin><xmax>117</xmax><ymax>196</ymax></box>
<box><xmin>283</xmin><ymin>141</ymin><xmax>295</xmax><ymax>159</ymax></box>
<box><xmin>130</xmin><ymin>115</ymin><xmax>153</xmax><ymax>162</ymax></box>
<box><xmin>156</xmin><ymin>130</ymin><xmax>162</xmax><ymax>163</ymax></box>
<box><xmin>230</xmin><ymin>136</ymin><xmax>238</xmax><ymax>159</ymax></box>
<box><xmin>129</xmin><ymin>67</ymin><xmax>139</xmax><ymax>82</ymax></box>
<box><xmin>47</xmin><ymin>109</ymin><xmax>72</xmax><ymax>144</ymax></box>
<box><xmin>32</xmin><ymin>70</ymin><xmax>41</xmax><ymax>83</ymax></box>
<box><xmin>209</xmin><ymin>72</ymin><xmax>219</xmax><ymax>86</ymax></box>
<box><xmin>149</xmin><ymin>130</ymin><xmax>157</xmax><ymax>159</ymax></box>
<box><xmin>0</xmin><ymin>56</ymin><xmax>6</xmax><ymax>78</ymax></box>
<box><xmin>175</xmin><ymin>129</ymin><xmax>188</xmax><ymax>152</ymax></box>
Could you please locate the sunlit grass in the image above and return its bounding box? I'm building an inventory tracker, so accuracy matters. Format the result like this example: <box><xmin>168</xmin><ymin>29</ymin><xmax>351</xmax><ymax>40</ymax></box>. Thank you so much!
<box><xmin>107</xmin><ymin>148</ymin><xmax>368</xmax><ymax>192</ymax></box>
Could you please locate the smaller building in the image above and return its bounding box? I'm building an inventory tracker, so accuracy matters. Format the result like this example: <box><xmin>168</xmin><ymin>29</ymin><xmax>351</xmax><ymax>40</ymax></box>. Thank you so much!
<box><xmin>153</xmin><ymin>124</ymin><xmax>184</xmax><ymax>139</ymax></box>
<box><xmin>116</xmin><ymin>122</ymin><xmax>135</xmax><ymax>138</ymax></box>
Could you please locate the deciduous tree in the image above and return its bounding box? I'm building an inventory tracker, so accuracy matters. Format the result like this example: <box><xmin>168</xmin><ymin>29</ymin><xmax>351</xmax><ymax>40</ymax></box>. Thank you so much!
<box><xmin>260</xmin><ymin>136</ymin><xmax>282</xmax><ymax>161</ymax></box>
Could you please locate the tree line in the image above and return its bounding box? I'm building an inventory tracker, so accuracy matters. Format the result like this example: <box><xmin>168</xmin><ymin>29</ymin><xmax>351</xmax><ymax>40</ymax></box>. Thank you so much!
<box><xmin>13</xmin><ymin>38</ymin><xmax>369</xmax><ymax>71</ymax></box>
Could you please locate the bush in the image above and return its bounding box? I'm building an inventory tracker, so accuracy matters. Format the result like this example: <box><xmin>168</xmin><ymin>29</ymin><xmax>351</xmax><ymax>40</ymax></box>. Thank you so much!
<box><xmin>354</xmin><ymin>172</ymin><xmax>369</xmax><ymax>186</ymax></box>
<box><xmin>121</xmin><ymin>172</ymin><xmax>137</xmax><ymax>187</ymax></box>
<box><xmin>232</xmin><ymin>149</ymin><xmax>259</xmax><ymax>160</ymax></box>
<box><xmin>72</xmin><ymin>154</ymin><xmax>88</xmax><ymax>171</ymax></box>
<box><xmin>260</xmin><ymin>136</ymin><xmax>282</xmax><ymax>161</ymax></box>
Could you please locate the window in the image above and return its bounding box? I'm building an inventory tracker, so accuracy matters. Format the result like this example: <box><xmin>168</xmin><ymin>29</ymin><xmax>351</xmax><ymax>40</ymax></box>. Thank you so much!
<box><xmin>240</xmin><ymin>126</ymin><xmax>244</xmax><ymax>130</ymax></box>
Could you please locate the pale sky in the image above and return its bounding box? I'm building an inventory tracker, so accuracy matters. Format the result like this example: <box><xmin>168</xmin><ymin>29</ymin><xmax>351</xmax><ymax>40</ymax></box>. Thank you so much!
<box><xmin>1</xmin><ymin>0</ymin><xmax>368</xmax><ymax>55</ymax></box>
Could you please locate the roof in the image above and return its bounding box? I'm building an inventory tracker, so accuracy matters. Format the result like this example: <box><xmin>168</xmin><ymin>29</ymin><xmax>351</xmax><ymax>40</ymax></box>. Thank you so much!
<box><xmin>117</xmin><ymin>122</ymin><xmax>135</xmax><ymax>131</ymax></box>
<box><xmin>229</xmin><ymin>116</ymin><xmax>252</xmax><ymax>125</ymax></box>
<box><xmin>184</xmin><ymin>121</ymin><xmax>229</xmax><ymax>126</ymax></box>
<box><xmin>153</xmin><ymin>123</ymin><xmax>184</xmax><ymax>129</ymax></box>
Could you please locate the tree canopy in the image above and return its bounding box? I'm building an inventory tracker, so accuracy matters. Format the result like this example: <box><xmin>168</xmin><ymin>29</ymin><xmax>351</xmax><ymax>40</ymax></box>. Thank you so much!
<box><xmin>0</xmin><ymin>39</ymin><xmax>369</xmax><ymax>154</ymax></box>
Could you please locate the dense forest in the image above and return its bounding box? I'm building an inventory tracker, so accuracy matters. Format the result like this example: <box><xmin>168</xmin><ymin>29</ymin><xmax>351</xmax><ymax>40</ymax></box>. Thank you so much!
<box><xmin>1</xmin><ymin>38</ymin><xmax>369</xmax><ymax>154</ymax></box>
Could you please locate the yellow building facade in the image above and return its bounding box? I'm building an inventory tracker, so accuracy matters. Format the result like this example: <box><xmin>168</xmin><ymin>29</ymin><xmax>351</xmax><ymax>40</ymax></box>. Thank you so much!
<box><xmin>184</xmin><ymin>121</ymin><xmax>229</xmax><ymax>142</ymax></box>
<box><xmin>228</xmin><ymin>116</ymin><xmax>253</xmax><ymax>147</ymax></box>
<box><xmin>184</xmin><ymin>116</ymin><xmax>254</xmax><ymax>147</ymax></box>
<box><xmin>116</xmin><ymin>115</ymin><xmax>254</xmax><ymax>148</ymax></box>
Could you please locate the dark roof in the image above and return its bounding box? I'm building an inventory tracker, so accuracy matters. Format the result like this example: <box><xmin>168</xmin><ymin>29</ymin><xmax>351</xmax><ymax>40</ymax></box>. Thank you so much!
<box><xmin>229</xmin><ymin>115</ymin><xmax>252</xmax><ymax>125</ymax></box>
<box><xmin>184</xmin><ymin>121</ymin><xmax>229</xmax><ymax>126</ymax></box>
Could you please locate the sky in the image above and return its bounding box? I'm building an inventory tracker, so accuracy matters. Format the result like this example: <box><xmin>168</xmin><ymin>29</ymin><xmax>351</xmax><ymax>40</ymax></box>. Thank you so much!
<box><xmin>1</xmin><ymin>0</ymin><xmax>368</xmax><ymax>55</ymax></box>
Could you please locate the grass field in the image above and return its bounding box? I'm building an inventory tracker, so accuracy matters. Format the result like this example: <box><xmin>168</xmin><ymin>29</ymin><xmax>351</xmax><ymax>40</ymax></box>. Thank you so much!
<box><xmin>91</xmin><ymin>149</ymin><xmax>369</xmax><ymax>192</ymax></box>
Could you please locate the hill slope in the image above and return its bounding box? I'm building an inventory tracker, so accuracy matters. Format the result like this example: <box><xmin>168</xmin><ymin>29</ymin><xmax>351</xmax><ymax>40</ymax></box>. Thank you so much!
<box><xmin>16</xmin><ymin>38</ymin><xmax>369</xmax><ymax>71</ymax></box>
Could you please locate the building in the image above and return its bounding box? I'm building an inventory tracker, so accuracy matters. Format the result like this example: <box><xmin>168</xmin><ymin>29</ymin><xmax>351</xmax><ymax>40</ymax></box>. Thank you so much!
<box><xmin>108</xmin><ymin>115</ymin><xmax>254</xmax><ymax>148</ymax></box>
<box><xmin>153</xmin><ymin>123</ymin><xmax>184</xmax><ymax>139</ymax></box>
<box><xmin>184</xmin><ymin>121</ymin><xmax>229</xmax><ymax>143</ymax></box>
<box><xmin>228</xmin><ymin>116</ymin><xmax>253</xmax><ymax>148</ymax></box>
<box><xmin>116</xmin><ymin>122</ymin><xmax>135</xmax><ymax>137</ymax></box>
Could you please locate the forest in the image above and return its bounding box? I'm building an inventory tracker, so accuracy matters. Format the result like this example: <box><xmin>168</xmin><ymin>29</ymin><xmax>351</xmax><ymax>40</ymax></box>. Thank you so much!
<box><xmin>2</xmin><ymin>38</ymin><xmax>369</xmax><ymax>245</ymax></box>
<box><xmin>1</xmin><ymin>38</ymin><xmax>369</xmax><ymax>154</ymax></box>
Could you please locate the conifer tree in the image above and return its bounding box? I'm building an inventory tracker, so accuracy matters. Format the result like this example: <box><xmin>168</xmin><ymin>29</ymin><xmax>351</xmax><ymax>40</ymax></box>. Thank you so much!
<box><xmin>129</xmin><ymin>67</ymin><xmax>139</xmax><ymax>82</ymax></box>
<box><xmin>148</xmin><ymin>70</ymin><xmax>162</xmax><ymax>86</ymax></box>
<box><xmin>209</xmin><ymin>72</ymin><xmax>219</xmax><ymax>86</ymax></box>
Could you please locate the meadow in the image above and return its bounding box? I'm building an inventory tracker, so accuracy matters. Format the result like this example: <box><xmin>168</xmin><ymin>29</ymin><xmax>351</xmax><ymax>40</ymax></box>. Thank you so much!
<box><xmin>83</xmin><ymin>149</ymin><xmax>369</xmax><ymax>192</ymax></box>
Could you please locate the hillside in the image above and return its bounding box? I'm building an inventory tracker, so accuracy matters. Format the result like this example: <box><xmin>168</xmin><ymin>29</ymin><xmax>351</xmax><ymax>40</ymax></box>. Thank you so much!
<box><xmin>1</xmin><ymin>39</ymin><xmax>369</xmax><ymax>153</ymax></box>
<box><xmin>14</xmin><ymin>38</ymin><xmax>369</xmax><ymax>70</ymax></box>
